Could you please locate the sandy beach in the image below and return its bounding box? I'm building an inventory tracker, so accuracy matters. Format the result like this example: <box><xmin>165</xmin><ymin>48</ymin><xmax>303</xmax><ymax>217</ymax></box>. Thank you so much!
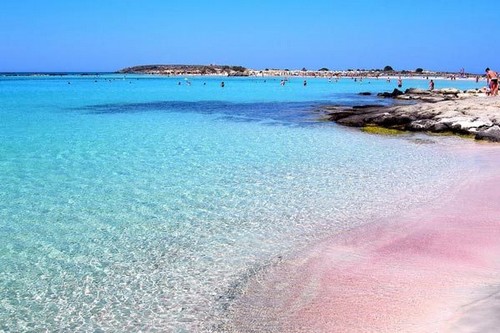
<box><xmin>227</xmin><ymin>141</ymin><xmax>500</xmax><ymax>332</ymax></box>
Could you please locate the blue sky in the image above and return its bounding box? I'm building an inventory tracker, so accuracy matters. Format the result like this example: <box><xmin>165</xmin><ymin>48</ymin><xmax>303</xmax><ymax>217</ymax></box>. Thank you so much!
<box><xmin>1</xmin><ymin>0</ymin><xmax>498</xmax><ymax>73</ymax></box>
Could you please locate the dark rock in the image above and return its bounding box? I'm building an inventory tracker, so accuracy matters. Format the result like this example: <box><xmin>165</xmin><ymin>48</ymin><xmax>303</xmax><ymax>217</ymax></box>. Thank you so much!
<box><xmin>359</xmin><ymin>92</ymin><xmax>372</xmax><ymax>96</ymax></box>
<box><xmin>391</xmin><ymin>88</ymin><xmax>404</xmax><ymax>96</ymax></box>
<box><xmin>336</xmin><ymin>113</ymin><xmax>376</xmax><ymax>127</ymax></box>
<box><xmin>352</xmin><ymin>104</ymin><xmax>384</xmax><ymax>109</ymax></box>
<box><xmin>377</xmin><ymin>88</ymin><xmax>404</xmax><ymax>98</ymax></box>
<box><xmin>406</xmin><ymin>119</ymin><xmax>437</xmax><ymax>131</ymax></box>
<box><xmin>430</xmin><ymin>122</ymin><xmax>449</xmax><ymax>132</ymax></box>
<box><xmin>475</xmin><ymin>126</ymin><xmax>500</xmax><ymax>142</ymax></box>
<box><xmin>327</xmin><ymin>110</ymin><xmax>358</xmax><ymax>121</ymax></box>
<box><xmin>377</xmin><ymin>114</ymin><xmax>414</xmax><ymax>127</ymax></box>
<box><xmin>377</xmin><ymin>92</ymin><xmax>392</xmax><ymax>98</ymax></box>
<box><xmin>450</xmin><ymin>122</ymin><xmax>472</xmax><ymax>134</ymax></box>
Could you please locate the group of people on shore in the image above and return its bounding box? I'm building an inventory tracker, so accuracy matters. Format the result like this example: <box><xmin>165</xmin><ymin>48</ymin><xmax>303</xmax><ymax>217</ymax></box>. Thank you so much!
<box><xmin>182</xmin><ymin>69</ymin><xmax>498</xmax><ymax>95</ymax></box>
<box><xmin>426</xmin><ymin>68</ymin><xmax>497</xmax><ymax>95</ymax></box>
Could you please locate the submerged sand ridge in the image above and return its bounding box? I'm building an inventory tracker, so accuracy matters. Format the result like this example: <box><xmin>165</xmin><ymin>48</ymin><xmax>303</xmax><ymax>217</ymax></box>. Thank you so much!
<box><xmin>226</xmin><ymin>145</ymin><xmax>500</xmax><ymax>332</ymax></box>
<box><xmin>324</xmin><ymin>90</ymin><xmax>500</xmax><ymax>142</ymax></box>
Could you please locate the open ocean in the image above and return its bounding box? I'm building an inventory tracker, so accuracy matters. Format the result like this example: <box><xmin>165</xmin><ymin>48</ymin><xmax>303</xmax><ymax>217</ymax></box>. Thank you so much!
<box><xmin>0</xmin><ymin>75</ymin><xmax>484</xmax><ymax>332</ymax></box>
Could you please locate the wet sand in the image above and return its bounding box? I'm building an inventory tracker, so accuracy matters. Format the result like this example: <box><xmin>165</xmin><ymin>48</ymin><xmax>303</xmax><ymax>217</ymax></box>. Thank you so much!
<box><xmin>228</xmin><ymin>143</ymin><xmax>500</xmax><ymax>332</ymax></box>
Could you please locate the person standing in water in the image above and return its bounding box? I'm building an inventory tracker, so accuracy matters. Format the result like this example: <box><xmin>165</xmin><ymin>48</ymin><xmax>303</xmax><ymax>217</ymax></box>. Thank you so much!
<box><xmin>429</xmin><ymin>79</ymin><xmax>435</xmax><ymax>91</ymax></box>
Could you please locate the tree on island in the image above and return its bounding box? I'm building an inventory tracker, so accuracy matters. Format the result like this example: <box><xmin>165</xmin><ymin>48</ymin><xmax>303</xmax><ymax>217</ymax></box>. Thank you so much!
<box><xmin>383</xmin><ymin>65</ymin><xmax>394</xmax><ymax>72</ymax></box>
<box><xmin>230</xmin><ymin>66</ymin><xmax>246</xmax><ymax>72</ymax></box>
<box><xmin>301</xmin><ymin>67</ymin><xmax>307</xmax><ymax>71</ymax></box>
<box><xmin>415</xmin><ymin>68</ymin><xmax>424</xmax><ymax>73</ymax></box>
<box><xmin>318</xmin><ymin>67</ymin><xmax>329</xmax><ymax>71</ymax></box>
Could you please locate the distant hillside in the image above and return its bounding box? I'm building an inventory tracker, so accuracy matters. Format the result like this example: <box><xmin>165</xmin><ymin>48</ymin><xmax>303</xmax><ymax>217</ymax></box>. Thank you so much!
<box><xmin>117</xmin><ymin>64</ymin><xmax>249</xmax><ymax>76</ymax></box>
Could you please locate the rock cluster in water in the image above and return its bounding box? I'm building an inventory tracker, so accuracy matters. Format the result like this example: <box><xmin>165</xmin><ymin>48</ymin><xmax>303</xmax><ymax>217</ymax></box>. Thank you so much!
<box><xmin>323</xmin><ymin>88</ymin><xmax>500</xmax><ymax>142</ymax></box>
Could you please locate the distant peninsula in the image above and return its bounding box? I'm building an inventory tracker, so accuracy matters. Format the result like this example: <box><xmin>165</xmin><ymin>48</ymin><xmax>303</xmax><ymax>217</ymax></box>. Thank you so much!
<box><xmin>116</xmin><ymin>64</ymin><xmax>481</xmax><ymax>78</ymax></box>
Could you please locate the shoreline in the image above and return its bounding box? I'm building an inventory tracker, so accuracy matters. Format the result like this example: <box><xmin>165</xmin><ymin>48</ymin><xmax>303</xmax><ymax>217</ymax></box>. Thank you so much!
<box><xmin>226</xmin><ymin>142</ymin><xmax>500</xmax><ymax>332</ymax></box>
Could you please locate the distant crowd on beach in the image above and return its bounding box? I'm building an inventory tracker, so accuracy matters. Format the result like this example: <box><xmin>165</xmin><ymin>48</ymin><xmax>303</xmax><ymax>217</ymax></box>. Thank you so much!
<box><xmin>169</xmin><ymin>67</ymin><xmax>499</xmax><ymax>97</ymax></box>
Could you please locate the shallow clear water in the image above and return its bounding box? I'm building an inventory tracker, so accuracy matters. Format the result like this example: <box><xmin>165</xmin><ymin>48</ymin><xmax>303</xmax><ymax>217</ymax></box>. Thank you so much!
<box><xmin>0</xmin><ymin>75</ymin><xmax>481</xmax><ymax>332</ymax></box>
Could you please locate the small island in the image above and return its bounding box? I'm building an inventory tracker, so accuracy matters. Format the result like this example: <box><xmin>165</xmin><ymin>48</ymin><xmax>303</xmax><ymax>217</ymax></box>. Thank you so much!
<box><xmin>117</xmin><ymin>64</ymin><xmax>250</xmax><ymax>76</ymax></box>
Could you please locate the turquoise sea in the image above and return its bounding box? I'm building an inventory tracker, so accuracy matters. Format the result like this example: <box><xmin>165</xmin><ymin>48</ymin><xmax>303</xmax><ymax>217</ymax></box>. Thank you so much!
<box><xmin>0</xmin><ymin>75</ymin><xmax>484</xmax><ymax>332</ymax></box>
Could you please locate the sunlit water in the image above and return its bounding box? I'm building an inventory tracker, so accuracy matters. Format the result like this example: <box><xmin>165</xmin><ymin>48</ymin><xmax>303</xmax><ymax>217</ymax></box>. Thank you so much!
<box><xmin>0</xmin><ymin>75</ymin><xmax>483</xmax><ymax>332</ymax></box>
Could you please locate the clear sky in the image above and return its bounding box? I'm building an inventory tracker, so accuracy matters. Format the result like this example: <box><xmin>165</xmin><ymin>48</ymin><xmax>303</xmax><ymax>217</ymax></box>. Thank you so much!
<box><xmin>1</xmin><ymin>0</ymin><xmax>498</xmax><ymax>73</ymax></box>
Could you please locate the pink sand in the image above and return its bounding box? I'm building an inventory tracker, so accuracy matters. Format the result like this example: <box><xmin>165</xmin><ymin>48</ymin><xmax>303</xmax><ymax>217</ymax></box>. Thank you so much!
<box><xmin>230</xmin><ymin>144</ymin><xmax>500</xmax><ymax>332</ymax></box>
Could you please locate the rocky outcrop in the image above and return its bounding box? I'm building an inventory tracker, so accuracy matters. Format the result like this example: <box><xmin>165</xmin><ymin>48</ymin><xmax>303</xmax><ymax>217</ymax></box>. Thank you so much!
<box><xmin>378</xmin><ymin>87</ymin><xmax>488</xmax><ymax>103</ymax></box>
<box><xmin>322</xmin><ymin>91</ymin><xmax>500</xmax><ymax>142</ymax></box>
